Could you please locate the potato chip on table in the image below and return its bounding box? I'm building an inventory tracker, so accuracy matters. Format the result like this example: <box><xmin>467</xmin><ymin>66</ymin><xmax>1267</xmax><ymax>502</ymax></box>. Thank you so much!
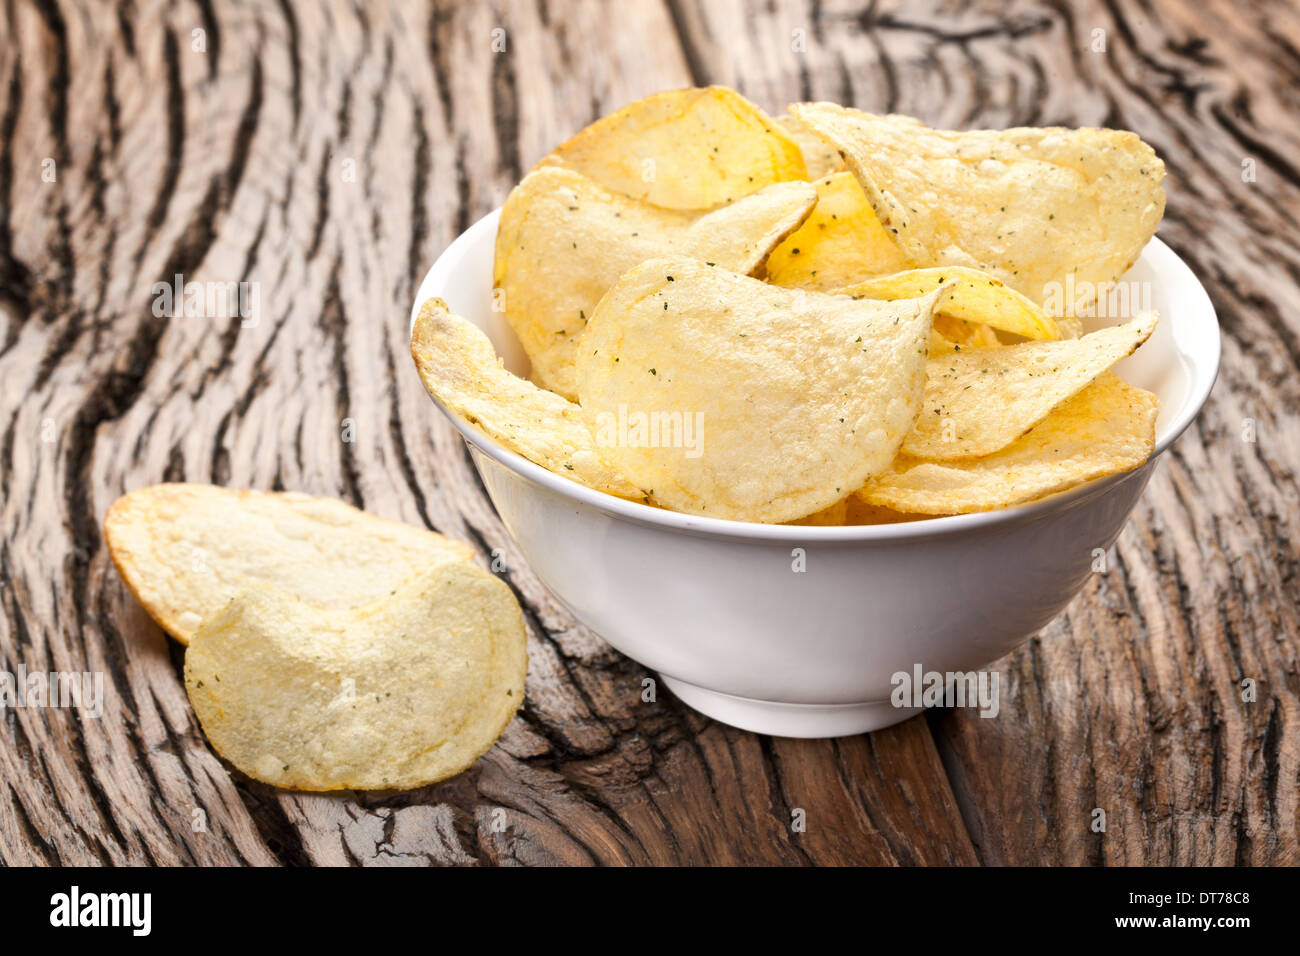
<box><xmin>857</xmin><ymin>373</ymin><xmax>1158</xmax><ymax>515</ymax></box>
<box><xmin>106</xmin><ymin>483</ymin><xmax>528</xmax><ymax>791</ymax></box>
<box><xmin>789</xmin><ymin>103</ymin><xmax>1166</xmax><ymax>308</ymax></box>
<box><xmin>185</xmin><ymin>561</ymin><xmax>527</xmax><ymax>791</ymax></box>
<box><xmin>574</xmin><ymin>256</ymin><xmax>954</xmax><ymax>524</ymax></box>
<box><xmin>104</xmin><ymin>484</ymin><xmax>474</xmax><ymax>644</ymax></box>
<box><xmin>538</xmin><ymin>86</ymin><xmax>807</xmax><ymax>209</ymax></box>
<box><xmin>495</xmin><ymin>166</ymin><xmax>815</xmax><ymax>398</ymax></box>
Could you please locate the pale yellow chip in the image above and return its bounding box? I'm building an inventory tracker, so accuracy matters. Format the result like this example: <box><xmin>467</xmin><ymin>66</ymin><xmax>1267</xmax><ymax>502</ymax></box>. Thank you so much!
<box><xmin>857</xmin><ymin>373</ymin><xmax>1157</xmax><ymax>514</ymax></box>
<box><xmin>834</xmin><ymin>267</ymin><xmax>1060</xmax><ymax>340</ymax></box>
<box><xmin>1056</xmin><ymin>316</ymin><xmax>1085</xmax><ymax>339</ymax></box>
<box><xmin>184</xmin><ymin>562</ymin><xmax>527</xmax><ymax>791</ymax></box>
<box><xmin>410</xmin><ymin>298</ymin><xmax>645</xmax><ymax>500</ymax></box>
<box><xmin>495</xmin><ymin>166</ymin><xmax>815</xmax><ymax>398</ymax></box>
<box><xmin>537</xmin><ymin>87</ymin><xmax>807</xmax><ymax>209</ymax></box>
<box><xmin>775</xmin><ymin>112</ymin><xmax>844</xmax><ymax>179</ymax></box>
<box><xmin>906</xmin><ymin>312</ymin><xmax>1157</xmax><ymax>460</ymax></box>
<box><xmin>104</xmin><ymin>484</ymin><xmax>475</xmax><ymax>645</ymax></box>
<box><xmin>790</xmin><ymin>104</ymin><xmax>1166</xmax><ymax>308</ymax></box>
<box><xmin>575</xmin><ymin>257</ymin><xmax>950</xmax><ymax>523</ymax></box>
<box><xmin>765</xmin><ymin>172</ymin><xmax>909</xmax><ymax>291</ymax></box>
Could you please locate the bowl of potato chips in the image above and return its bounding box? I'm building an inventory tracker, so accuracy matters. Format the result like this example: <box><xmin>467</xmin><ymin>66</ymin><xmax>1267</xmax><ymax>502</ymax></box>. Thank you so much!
<box><xmin>410</xmin><ymin>88</ymin><xmax>1219</xmax><ymax>737</ymax></box>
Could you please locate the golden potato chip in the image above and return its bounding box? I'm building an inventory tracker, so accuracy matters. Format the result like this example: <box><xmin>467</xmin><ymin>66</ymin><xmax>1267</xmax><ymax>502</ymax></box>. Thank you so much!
<box><xmin>789</xmin><ymin>104</ymin><xmax>1165</xmax><ymax>307</ymax></box>
<box><xmin>844</xmin><ymin>498</ymin><xmax>936</xmax><ymax>525</ymax></box>
<box><xmin>765</xmin><ymin>172</ymin><xmax>909</xmax><ymax>291</ymax></box>
<box><xmin>786</xmin><ymin>498</ymin><xmax>850</xmax><ymax>526</ymax></box>
<box><xmin>410</xmin><ymin>298</ymin><xmax>645</xmax><ymax>500</ymax></box>
<box><xmin>775</xmin><ymin>112</ymin><xmax>844</xmax><ymax>179</ymax></box>
<box><xmin>905</xmin><ymin>312</ymin><xmax>1157</xmax><ymax>460</ymax></box>
<box><xmin>575</xmin><ymin>257</ymin><xmax>951</xmax><ymax>523</ymax></box>
<box><xmin>932</xmin><ymin>314</ymin><xmax>1002</xmax><ymax>350</ymax></box>
<box><xmin>834</xmin><ymin>267</ymin><xmax>1060</xmax><ymax>340</ymax></box>
<box><xmin>538</xmin><ymin>87</ymin><xmax>806</xmax><ymax>209</ymax></box>
<box><xmin>495</xmin><ymin>166</ymin><xmax>815</xmax><ymax>397</ymax></box>
<box><xmin>104</xmin><ymin>484</ymin><xmax>475</xmax><ymax>645</ymax></box>
<box><xmin>184</xmin><ymin>562</ymin><xmax>527</xmax><ymax>791</ymax></box>
<box><xmin>857</xmin><ymin>373</ymin><xmax>1157</xmax><ymax>514</ymax></box>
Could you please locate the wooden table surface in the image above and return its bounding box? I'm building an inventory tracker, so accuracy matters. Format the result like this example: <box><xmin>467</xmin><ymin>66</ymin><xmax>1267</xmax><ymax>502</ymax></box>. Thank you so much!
<box><xmin>1</xmin><ymin>0</ymin><xmax>1297</xmax><ymax>866</ymax></box>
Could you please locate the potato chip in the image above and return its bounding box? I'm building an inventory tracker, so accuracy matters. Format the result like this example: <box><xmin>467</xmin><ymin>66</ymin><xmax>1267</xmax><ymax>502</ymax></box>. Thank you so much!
<box><xmin>932</xmin><ymin>314</ymin><xmax>1002</xmax><ymax>350</ymax></box>
<box><xmin>410</xmin><ymin>298</ymin><xmax>645</xmax><ymax>500</ymax></box>
<box><xmin>857</xmin><ymin>373</ymin><xmax>1157</xmax><ymax>514</ymax></box>
<box><xmin>104</xmin><ymin>484</ymin><xmax>475</xmax><ymax>645</ymax></box>
<box><xmin>905</xmin><ymin>312</ymin><xmax>1157</xmax><ymax>460</ymax></box>
<box><xmin>538</xmin><ymin>87</ymin><xmax>807</xmax><ymax>209</ymax></box>
<box><xmin>575</xmin><ymin>257</ymin><xmax>951</xmax><ymax>523</ymax></box>
<box><xmin>834</xmin><ymin>267</ymin><xmax>1060</xmax><ymax>340</ymax></box>
<box><xmin>775</xmin><ymin>113</ymin><xmax>844</xmax><ymax>179</ymax></box>
<box><xmin>685</xmin><ymin>180</ymin><xmax>819</xmax><ymax>273</ymax></box>
<box><xmin>765</xmin><ymin>172</ymin><xmax>909</xmax><ymax>291</ymax></box>
<box><xmin>786</xmin><ymin>498</ymin><xmax>850</xmax><ymax>526</ymax></box>
<box><xmin>789</xmin><ymin>104</ymin><xmax>1165</xmax><ymax>307</ymax></box>
<box><xmin>184</xmin><ymin>561</ymin><xmax>527</xmax><ymax>791</ymax></box>
<box><xmin>1057</xmin><ymin>317</ymin><xmax>1085</xmax><ymax>339</ymax></box>
<box><xmin>495</xmin><ymin>166</ymin><xmax>815</xmax><ymax>397</ymax></box>
<box><xmin>844</xmin><ymin>498</ymin><xmax>936</xmax><ymax>525</ymax></box>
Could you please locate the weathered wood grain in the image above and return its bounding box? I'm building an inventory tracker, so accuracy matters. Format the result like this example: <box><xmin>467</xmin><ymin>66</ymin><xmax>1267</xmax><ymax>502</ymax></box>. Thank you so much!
<box><xmin>0</xmin><ymin>0</ymin><xmax>1294</xmax><ymax>866</ymax></box>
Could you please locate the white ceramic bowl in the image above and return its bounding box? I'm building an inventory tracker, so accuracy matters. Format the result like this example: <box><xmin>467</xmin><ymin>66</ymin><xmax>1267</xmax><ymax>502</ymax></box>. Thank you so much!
<box><xmin>412</xmin><ymin>210</ymin><xmax>1220</xmax><ymax>737</ymax></box>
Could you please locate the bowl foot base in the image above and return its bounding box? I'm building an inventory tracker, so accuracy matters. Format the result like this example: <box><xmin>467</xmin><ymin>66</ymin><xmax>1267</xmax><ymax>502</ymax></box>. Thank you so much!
<box><xmin>660</xmin><ymin>675</ymin><xmax>921</xmax><ymax>738</ymax></box>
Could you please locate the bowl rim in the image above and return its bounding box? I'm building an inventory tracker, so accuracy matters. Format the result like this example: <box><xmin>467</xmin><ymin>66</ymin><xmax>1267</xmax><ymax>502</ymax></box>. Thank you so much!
<box><xmin>412</xmin><ymin>209</ymin><xmax>1221</xmax><ymax>543</ymax></box>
